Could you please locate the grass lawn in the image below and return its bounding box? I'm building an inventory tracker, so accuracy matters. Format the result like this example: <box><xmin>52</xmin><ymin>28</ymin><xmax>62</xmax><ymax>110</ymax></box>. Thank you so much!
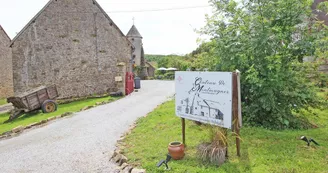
<box><xmin>0</xmin><ymin>99</ymin><xmax>7</xmax><ymax>106</ymax></box>
<box><xmin>121</xmin><ymin>91</ymin><xmax>328</xmax><ymax>172</ymax></box>
<box><xmin>0</xmin><ymin>96</ymin><xmax>120</xmax><ymax>134</ymax></box>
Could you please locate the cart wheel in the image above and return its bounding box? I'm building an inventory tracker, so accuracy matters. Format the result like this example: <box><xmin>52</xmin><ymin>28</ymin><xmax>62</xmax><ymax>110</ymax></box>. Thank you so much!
<box><xmin>42</xmin><ymin>100</ymin><xmax>58</xmax><ymax>113</ymax></box>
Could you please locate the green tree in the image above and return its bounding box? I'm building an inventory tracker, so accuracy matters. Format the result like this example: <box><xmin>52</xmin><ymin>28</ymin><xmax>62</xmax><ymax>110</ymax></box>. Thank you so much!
<box><xmin>202</xmin><ymin>0</ymin><xmax>322</xmax><ymax>129</ymax></box>
<box><xmin>190</xmin><ymin>40</ymin><xmax>218</xmax><ymax>70</ymax></box>
<box><xmin>157</xmin><ymin>55</ymin><xmax>191</xmax><ymax>71</ymax></box>
<box><xmin>145</xmin><ymin>54</ymin><xmax>167</xmax><ymax>63</ymax></box>
<box><xmin>157</xmin><ymin>56</ymin><xmax>169</xmax><ymax>68</ymax></box>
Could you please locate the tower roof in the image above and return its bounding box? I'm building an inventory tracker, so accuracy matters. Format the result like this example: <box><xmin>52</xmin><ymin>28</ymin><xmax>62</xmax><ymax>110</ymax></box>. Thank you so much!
<box><xmin>127</xmin><ymin>25</ymin><xmax>142</xmax><ymax>38</ymax></box>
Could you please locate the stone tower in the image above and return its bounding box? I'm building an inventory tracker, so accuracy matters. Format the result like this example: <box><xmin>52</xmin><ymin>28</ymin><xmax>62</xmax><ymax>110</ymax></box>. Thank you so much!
<box><xmin>126</xmin><ymin>24</ymin><xmax>155</xmax><ymax>79</ymax></box>
<box><xmin>126</xmin><ymin>25</ymin><xmax>143</xmax><ymax>66</ymax></box>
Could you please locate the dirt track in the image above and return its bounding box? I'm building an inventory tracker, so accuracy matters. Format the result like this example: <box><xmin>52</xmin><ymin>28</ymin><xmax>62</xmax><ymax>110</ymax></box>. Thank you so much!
<box><xmin>0</xmin><ymin>80</ymin><xmax>175</xmax><ymax>173</ymax></box>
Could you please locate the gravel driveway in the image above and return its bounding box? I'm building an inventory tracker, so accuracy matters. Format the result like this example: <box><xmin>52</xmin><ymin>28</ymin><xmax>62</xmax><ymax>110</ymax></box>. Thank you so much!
<box><xmin>0</xmin><ymin>80</ymin><xmax>175</xmax><ymax>173</ymax></box>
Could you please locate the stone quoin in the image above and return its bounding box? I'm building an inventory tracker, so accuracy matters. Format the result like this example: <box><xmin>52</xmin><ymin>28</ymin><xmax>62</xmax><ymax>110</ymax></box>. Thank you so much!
<box><xmin>0</xmin><ymin>25</ymin><xmax>13</xmax><ymax>98</ymax></box>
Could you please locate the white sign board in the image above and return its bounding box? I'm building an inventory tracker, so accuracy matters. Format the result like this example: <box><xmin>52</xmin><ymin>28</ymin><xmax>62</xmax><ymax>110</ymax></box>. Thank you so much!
<box><xmin>175</xmin><ymin>71</ymin><xmax>233</xmax><ymax>129</ymax></box>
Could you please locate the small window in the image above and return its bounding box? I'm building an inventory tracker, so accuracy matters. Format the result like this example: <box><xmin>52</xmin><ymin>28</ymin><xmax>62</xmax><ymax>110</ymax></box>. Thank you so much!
<box><xmin>132</xmin><ymin>38</ymin><xmax>135</xmax><ymax>41</ymax></box>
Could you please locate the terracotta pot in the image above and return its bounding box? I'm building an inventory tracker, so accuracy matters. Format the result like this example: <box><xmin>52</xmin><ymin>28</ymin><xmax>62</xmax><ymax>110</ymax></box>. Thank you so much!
<box><xmin>168</xmin><ymin>141</ymin><xmax>185</xmax><ymax>160</ymax></box>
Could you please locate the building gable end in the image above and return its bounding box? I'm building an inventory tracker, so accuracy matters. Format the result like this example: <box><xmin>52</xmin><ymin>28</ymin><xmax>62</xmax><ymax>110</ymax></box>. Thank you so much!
<box><xmin>10</xmin><ymin>0</ymin><xmax>54</xmax><ymax>47</ymax></box>
<box><xmin>0</xmin><ymin>25</ymin><xmax>11</xmax><ymax>42</ymax></box>
<box><xmin>92</xmin><ymin>0</ymin><xmax>134</xmax><ymax>48</ymax></box>
<box><xmin>10</xmin><ymin>0</ymin><xmax>133</xmax><ymax>49</ymax></box>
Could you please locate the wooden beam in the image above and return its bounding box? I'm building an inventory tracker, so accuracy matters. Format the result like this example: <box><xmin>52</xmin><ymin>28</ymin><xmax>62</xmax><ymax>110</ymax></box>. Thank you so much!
<box><xmin>233</xmin><ymin>72</ymin><xmax>241</xmax><ymax>157</ymax></box>
<box><xmin>182</xmin><ymin>118</ymin><xmax>186</xmax><ymax>146</ymax></box>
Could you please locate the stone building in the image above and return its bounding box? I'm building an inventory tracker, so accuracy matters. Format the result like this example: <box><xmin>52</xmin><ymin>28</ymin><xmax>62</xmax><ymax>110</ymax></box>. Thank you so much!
<box><xmin>309</xmin><ymin>0</ymin><xmax>328</xmax><ymax>73</ymax></box>
<box><xmin>145</xmin><ymin>62</ymin><xmax>155</xmax><ymax>77</ymax></box>
<box><xmin>10</xmin><ymin>0</ymin><xmax>133</xmax><ymax>98</ymax></box>
<box><xmin>0</xmin><ymin>25</ymin><xmax>13</xmax><ymax>98</ymax></box>
<box><xmin>126</xmin><ymin>25</ymin><xmax>155</xmax><ymax>79</ymax></box>
<box><xmin>312</xmin><ymin>0</ymin><xmax>328</xmax><ymax>26</ymax></box>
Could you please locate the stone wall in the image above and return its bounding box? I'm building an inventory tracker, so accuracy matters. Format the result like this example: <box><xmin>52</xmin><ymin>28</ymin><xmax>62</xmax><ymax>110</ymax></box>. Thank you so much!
<box><xmin>304</xmin><ymin>56</ymin><xmax>328</xmax><ymax>73</ymax></box>
<box><xmin>318</xmin><ymin>59</ymin><xmax>328</xmax><ymax>74</ymax></box>
<box><xmin>312</xmin><ymin>0</ymin><xmax>328</xmax><ymax>26</ymax></box>
<box><xmin>0</xmin><ymin>26</ymin><xmax>13</xmax><ymax>98</ymax></box>
<box><xmin>147</xmin><ymin>66</ymin><xmax>155</xmax><ymax>78</ymax></box>
<box><xmin>310</xmin><ymin>0</ymin><xmax>328</xmax><ymax>73</ymax></box>
<box><xmin>11</xmin><ymin>0</ymin><xmax>132</xmax><ymax>99</ymax></box>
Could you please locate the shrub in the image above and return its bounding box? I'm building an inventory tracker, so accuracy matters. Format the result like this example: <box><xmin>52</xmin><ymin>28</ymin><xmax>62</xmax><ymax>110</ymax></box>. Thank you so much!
<box><xmin>198</xmin><ymin>126</ymin><xmax>228</xmax><ymax>166</ymax></box>
<box><xmin>201</xmin><ymin>0</ymin><xmax>323</xmax><ymax>129</ymax></box>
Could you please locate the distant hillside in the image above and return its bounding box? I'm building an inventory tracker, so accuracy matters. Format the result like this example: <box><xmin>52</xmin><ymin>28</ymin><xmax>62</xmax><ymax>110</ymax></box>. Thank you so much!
<box><xmin>145</xmin><ymin>54</ymin><xmax>184</xmax><ymax>63</ymax></box>
<box><xmin>145</xmin><ymin>54</ymin><xmax>167</xmax><ymax>63</ymax></box>
<box><xmin>145</xmin><ymin>54</ymin><xmax>191</xmax><ymax>71</ymax></box>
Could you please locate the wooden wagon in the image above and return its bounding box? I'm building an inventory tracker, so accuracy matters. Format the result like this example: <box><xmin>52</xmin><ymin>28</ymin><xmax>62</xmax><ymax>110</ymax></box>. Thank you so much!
<box><xmin>6</xmin><ymin>85</ymin><xmax>59</xmax><ymax>121</ymax></box>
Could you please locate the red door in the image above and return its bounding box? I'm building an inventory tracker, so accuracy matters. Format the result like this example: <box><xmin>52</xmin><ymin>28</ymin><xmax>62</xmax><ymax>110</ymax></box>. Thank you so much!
<box><xmin>125</xmin><ymin>72</ymin><xmax>134</xmax><ymax>95</ymax></box>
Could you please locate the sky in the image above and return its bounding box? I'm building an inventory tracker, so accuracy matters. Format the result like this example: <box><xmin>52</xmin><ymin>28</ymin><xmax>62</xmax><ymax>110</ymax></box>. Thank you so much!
<box><xmin>0</xmin><ymin>0</ymin><xmax>213</xmax><ymax>55</ymax></box>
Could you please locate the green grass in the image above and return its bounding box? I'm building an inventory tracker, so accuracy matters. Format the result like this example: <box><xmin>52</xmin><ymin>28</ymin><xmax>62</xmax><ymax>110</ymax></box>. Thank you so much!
<box><xmin>0</xmin><ymin>96</ymin><xmax>120</xmax><ymax>134</ymax></box>
<box><xmin>121</xmin><ymin>92</ymin><xmax>328</xmax><ymax>172</ymax></box>
<box><xmin>0</xmin><ymin>99</ymin><xmax>7</xmax><ymax>106</ymax></box>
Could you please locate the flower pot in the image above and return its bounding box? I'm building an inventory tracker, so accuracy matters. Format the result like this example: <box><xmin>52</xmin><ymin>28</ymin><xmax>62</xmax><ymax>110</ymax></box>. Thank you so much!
<box><xmin>168</xmin><ymin>141</ymin><xmax>185</xmax><ymax>160</ymax></box>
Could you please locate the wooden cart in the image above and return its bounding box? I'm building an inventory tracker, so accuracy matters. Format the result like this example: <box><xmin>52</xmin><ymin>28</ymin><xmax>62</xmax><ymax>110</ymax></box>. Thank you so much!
<box><xmin>6</xmin><ymin>85</ymin><xmax>59</xmax><ymax>121</ymax></box>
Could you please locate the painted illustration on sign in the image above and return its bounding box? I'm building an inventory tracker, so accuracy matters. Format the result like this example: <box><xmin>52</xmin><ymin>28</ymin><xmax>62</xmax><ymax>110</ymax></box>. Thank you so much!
<box><xmin>175</xmin><ymin>72</ymin><xmax>232</xmax><ymax>128</ymax></box>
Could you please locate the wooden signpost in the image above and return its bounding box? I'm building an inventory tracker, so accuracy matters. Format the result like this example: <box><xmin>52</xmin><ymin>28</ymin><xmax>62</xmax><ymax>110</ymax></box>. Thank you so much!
<box><xmin>182</xmin><ymin>118</ymin><xmax>186</xmax><ymax>146</ymax></box>
<box><xmin>177</xmin><ymin>70</ymin><xmax>242</xmax><ymax>157</ymax></box>
<box><xmin>232</xmin><ymin>71</ymin><xmax>241</xmax><ymax>157</ymax></box>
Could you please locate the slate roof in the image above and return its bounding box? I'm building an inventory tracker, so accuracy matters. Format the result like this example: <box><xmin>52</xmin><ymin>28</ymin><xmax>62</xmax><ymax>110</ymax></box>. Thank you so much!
<box><xmin>127</xmin><ymin>25</ymin><xmax>142</xmax><ymax>38</ymax></box>
<box><xmin>145</xmin><ymin>61</ymin><xmax>155</xmax><ymax>69</ymax></box>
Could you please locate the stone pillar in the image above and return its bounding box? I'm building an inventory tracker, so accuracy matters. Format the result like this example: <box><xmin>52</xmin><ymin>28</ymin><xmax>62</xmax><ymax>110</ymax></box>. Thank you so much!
<box><xmin>116</xmin><ymin>62</ymin><xmax>126</xmax><ymax>95</ymax></box>
<box><xmin>0</xmin><ymin>27</ymin><xmax>13</xmax><ymax>98</ymax></box>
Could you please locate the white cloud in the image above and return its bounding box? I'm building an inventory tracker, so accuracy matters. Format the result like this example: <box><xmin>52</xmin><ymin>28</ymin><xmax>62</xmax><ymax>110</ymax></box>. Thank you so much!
<box><xmin>0</xmin><ymin>0</ymin><xmax>212</xmax><ymax>55</ymax></box>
